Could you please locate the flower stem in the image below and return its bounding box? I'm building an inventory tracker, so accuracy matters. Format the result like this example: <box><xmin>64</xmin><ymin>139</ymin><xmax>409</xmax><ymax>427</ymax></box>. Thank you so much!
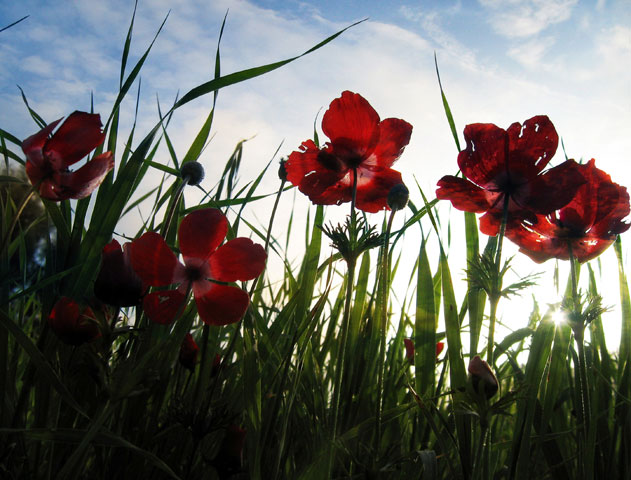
<box><xmin>374</xmin><ymin>209</ymin><xmax>396</xmax><ymax>464</ymax></box>
<box><xmin>327</xmin><ymin>167</ymin><xmax>359</xmax><ymax>477</ymax></box>
<box><xmin>568</xmin><ymin>243</ymin><xmax>591</xmax><ymax>476</ymax></box>
<box><xmin>160</xmin><ymin>176</ymin><xmax>190</xmax><ymax>238</ymax></box>
<box><xmin>487</xmin><ymin>194</ymin><xmax>510</xmax><ymax>365</ymax></box>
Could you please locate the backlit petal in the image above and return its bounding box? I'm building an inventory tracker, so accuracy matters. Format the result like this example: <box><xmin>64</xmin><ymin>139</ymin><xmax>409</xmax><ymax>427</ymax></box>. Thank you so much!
<box><xmin>130</xmin><ymin>232</ymin><xmax>181</xmax><ymax>286</ymax></box>
<box><xmin>521</xmin><ymin>160</ymin><xmax>585</xmax><ymax>215</ymax></box>
<box><xmin>367</xmin><ymin>117</ymin><xmax>413</xmax><ymax>168</ymax></box>
<box><xmin>195</xmin><ymin>284</ymin><xmax>250</xmax><ymax>326</ymax></box>
<box><xmin>178</xmin><ymin>208</ymin><xmax>228</xmax><ymax>263</ymax></box>
<box><xmin>143</xmin><ymin>290</ymin><xmax>187</xmax><ymax>325</ymax></box>
<box><xmin>457</xmin><ymin>123</ymin><xmax>507</xmax><ymax>188</ymax></box>
<box><xmin>436</xmin><ymin>176</ymin><xmax>497</xmax><ymax>213</ymax></box>
<box><xmin>209</xmin><ymin>238</ymin><xmax>267</xmax><ymax>282</ymax></box>
<box><xmin>506</xmin><ymin>115</ymin><xmax>558</xmax><ymax>174</ymax></box>
<box><xmin>322</xmin><ymin>91</ymin><xmax>379</xmax><ymax>160</ymax></box>
<box><xmin>53</xmin><ymin>151</ymin><xmax>114</xmax><ymax>200</ymax></box>
<box><xmin>43</xmin><ymin>112</ymin><xmax>106</xmax><ymax>168</ymax></box>
<box><xmin>355</xmin><ymin>166</ymin><xmax>402</xmax><ymax>213</ymax></box>
<box><xmin>22</xmin><ymin>118</ymin><xmax>62</xmax><ymax>157</ymax></box>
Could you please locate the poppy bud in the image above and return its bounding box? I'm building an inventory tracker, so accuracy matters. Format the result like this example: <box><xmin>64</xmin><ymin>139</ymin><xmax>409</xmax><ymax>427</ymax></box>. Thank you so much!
<box><xmin>387</xmin><ymin>183</ymin><xmax>409</xmax><ymax>211</ymax></box>
<box><xmin>178</xmin><ymin>333</ymin><xmax>199</xmax><ymax>371</ymax></box>
<box><xmin>48</xmin><ymin>297</ymin><xmax>101</xmax><ymax>346</ymax></box>
<box><xmin>212</xmin><ymin>424</ymin><xmax>246</xmax><ymax>476</ymax></box>
<box><xmin>180</xmin><ymin>161</ymin><xmax>205</xmax><ymax>186</ymax></box>
<box><xmin>94</xmin><ymin>239</ymin><xmax>144</xmax><ymax>307</ymax></box>
<box><xmin>468</xmin><ymin>355</ymin><xmax>498</xmax><ymax>399</ymax></box>
<box><xmin>278</xmin><ymin>159</ymin><xmax>287</xmax><ymax>182</ymax></box>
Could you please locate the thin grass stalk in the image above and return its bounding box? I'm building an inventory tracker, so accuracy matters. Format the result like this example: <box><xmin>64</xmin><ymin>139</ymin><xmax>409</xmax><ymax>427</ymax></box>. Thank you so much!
<box><xmin>568</xmin><ymin>244</ymin><xmax>592</xmax><ymax>479</ymax></box>
<box><xmin>160</xmin><ymin>175</ymin><xmax>190</xmax><ymax>238</ymax></box>
<box><xmin>487</xmin><ymin>193</ymin><xmax>510</xmax><ymax>365</ymax></box>
<box><xmin>327</xmin><ymin>167</ymin><xmax>359</xmax><ymax>477</ymax></box>
<box><xmin>0</xmin><ymin>188</ymin><xmax>35</xmax><ymax>255</ymax></box>
<box><xmin>374</xmin><ymin>209</ymin><xmax>396</xmax><ymax>463</ymax></box>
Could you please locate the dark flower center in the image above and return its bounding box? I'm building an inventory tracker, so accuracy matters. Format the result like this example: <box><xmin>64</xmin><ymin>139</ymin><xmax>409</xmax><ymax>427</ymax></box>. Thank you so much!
<box><xmin>317</xmin><ymin>150</ymin><xmax>344</xmax><ymax>172</ymax></box>
<box><xmin>185</xmin><ymin>265</ymin><xmax>205</xmax><ymax>282</ymax></box>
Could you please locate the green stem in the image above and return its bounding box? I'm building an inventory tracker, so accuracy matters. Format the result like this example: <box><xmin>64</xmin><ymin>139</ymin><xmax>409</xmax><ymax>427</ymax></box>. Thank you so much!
<box><xmin>471</xmin><ymin>422</ymin><xmax>490</xmax><ymax>480</ymax></box>
<box><xmin>568</xmin><ymin>243</ymin><xmax>591</xmax><ymax>478</ymax></box>
<box><xmin>487</xmin><ymin>194</ymin><xmax>510</xmax><ymax>365</ymax></box>
<box><xmin>0</xmin><ymin>188</ymin><xmax>35</xmax><ymax>255</ymax></box>
<box><xmin>160</xmin><ymin>176</ymin><xmax>190</xmax><ymax>238</ymax></box>
<box><xmin>327</xmin><ymin>168</ymin><xmax>359</xmax><ymax>477</ymax></box>
<box><xmin>374</xmin><ymin>209</ymin><xmax>396</xmax><ymax>463</ymax></box>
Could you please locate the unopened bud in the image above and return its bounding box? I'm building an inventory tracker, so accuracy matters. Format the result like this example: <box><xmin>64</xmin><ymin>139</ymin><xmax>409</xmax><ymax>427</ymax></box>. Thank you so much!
<box><xmin>387</xmin><ymin>183</ymin><xmax>409</xmax><ymax>211</ymax></box>
<box><xmin>468</xmin><ymin>355</ymin><xmax>498</xmax><ymax>399</ymax></box>
<box><xmin>180</xmin><ymin>161</ymin><xmax>205</xmax><ymax>186</ymax></box>
<box><xmin>278</xmin><ymin>159</ymin><xmax>287</xmax><ymax>182</ymax></box>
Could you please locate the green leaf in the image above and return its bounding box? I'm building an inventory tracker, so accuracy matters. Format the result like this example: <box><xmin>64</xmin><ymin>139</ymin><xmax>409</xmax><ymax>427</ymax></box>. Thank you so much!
<box><xmin>173</xmin><ymin>20</ymin><xmax>365</xmax><ymax>109</ymax></box>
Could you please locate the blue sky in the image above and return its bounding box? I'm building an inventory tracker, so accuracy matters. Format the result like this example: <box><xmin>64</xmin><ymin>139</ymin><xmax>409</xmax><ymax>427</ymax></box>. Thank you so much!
<box><xmin>1</xmin><ymin>0</ymin><xmax>630</xmax><ymax>345</ymax></box>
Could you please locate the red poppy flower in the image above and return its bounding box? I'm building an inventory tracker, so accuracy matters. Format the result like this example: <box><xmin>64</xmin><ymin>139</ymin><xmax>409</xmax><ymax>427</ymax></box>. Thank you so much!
<box><xmin>506</xmin><ymin>159</ymin><xmax>630</xmax><ymax>263</ymax></box>
<box><xmin>403</xmin><ymin>338</ymin><xmax>445</xmax><ymax>364</ymax></box>
<box><xmin>94</xmin><ymin>239</ymin><xmax>145</xmax><ymax>307</ymax></box>
<box><xmin>285</xmin><ymin>91</ymin><xmax>412</xmax><ymax>213</ymax></box>
<box><xmin>129</xmin><ymin>208</ymin><xmax>266</xmax><ymax>326</ymax></box>
<box><xmin>436</xmin><ymin>116</ymin><xmax>585</xmax><ymax>236</ymax></box>
<box><xmin>22</xmin><ymin>111</ymin><xmax>114</xmax><ymax>201</ymax></box>
<box><xmin>179</xmin><ymin>333</ymin><xmax>199</xmax><ymax>371</ymax></box>
<box><xmin>48</xmin><ymin>297</ymin><xmax>101</xmax><ymax>346</ymax></box>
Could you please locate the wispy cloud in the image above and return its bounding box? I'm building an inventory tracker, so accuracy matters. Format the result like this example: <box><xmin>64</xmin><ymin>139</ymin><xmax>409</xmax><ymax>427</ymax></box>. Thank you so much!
<box><xmin>479</xmin><ymin>0</ymin><xmax>578</xmax><ymax>38</ymax></box>
<box><xmin>507</xmin><ymin>36</ymin><xmax>556</xmax><ymax>68</ymax></box>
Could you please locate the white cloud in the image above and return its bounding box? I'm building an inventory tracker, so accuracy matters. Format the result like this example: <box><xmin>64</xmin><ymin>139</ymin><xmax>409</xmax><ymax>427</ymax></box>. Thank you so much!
<box><xmin>507</xmin><ymin>36</ymin><xmax>556</xmax><ymax>68</ymax></box>
<box><xmin>21</xmin><ymin>55</ymin><xmax>54</xmax><ymax>76</ymax></box>
<box><xmin>479</xmin><ymin>0</ymin><xmax>578</xmax><ymax>38</ymax></box>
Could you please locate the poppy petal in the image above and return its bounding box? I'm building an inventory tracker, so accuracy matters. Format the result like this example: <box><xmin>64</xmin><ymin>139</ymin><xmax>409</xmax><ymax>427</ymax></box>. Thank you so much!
<box><xmin>355</xmin><ymin>166</ymin><xmax>403</xmax><ymax>213</ymax></box>
<box><xmin>322</xmin><ymin>91</ymin><xmax>380</xmax><ymax>160</ymax></box>
<box><xmin>43</xmin><ymin>112</ymin><xmax>106</xmax><ymax>168</ymax></box>
<box><xmin>436</xmin><ymin>176</ymin><xmax>497</xmax><ymax>213</ymax></box>
<box><xmin>368</xmin><ymin>117</ymin><xmax>413</xmax><ymax>168</ymax></box>
<box><xmin>178</xmin><ymin>208</ymin><xmax>228</xmax><ymax>263</ymax></box>
<box><xmin>457</xmin><ymin>123</ymin><xmax>507</xmax><ymax>188</ymax></box>
<box><xmin>53</xmin><ymin>151</ymin><xmax>114</xmax><ymax>200</ymax></box>
<box><xmin>506</xmin><ymin>115</ymin><xmax>558</xmax><ymax>174</ymax></box>
<box><xmin>209</xmin><ymin>238</ymin><xmax>266</xmax><ymax>282</ymax></box>
<box><xmin>195</xmin><ymin>284</ymin><xmax>250</xmax><ymax>326</ymax></box>
<box><xmin>286</xmin><ymin>140</ymin><xmax>349</xmax><ymax>204</ymax></box>
<box><xmin>22</xmin><ymin>118</ymin><xmax>62</xmax><ymax>157</ymax></box>
<box><xmin>521</xmin><ymin>160</ymin><xmax>585</xmax><ymax>215</ymax></box>
<box><xmin>143</xmin><ymin>290</ymin><xmax>187</xmax><ymax>324</ymax></box>
<box><xmin>130</xmin><ymin>232</ymin><xmax>181</xmax><ymax>286</ymax></box>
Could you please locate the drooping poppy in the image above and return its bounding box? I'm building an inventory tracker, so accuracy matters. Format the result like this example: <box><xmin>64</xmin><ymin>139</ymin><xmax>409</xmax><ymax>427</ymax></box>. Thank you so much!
<box><xmin>48</xmin><ymin>297</ymin><xmax>101</xmax><ymax>346</ymax></box>
<box><xmin>403</xmin><ymin>338</ymin><xmax>445</xmax><ymax>364</ymax></box>
<box><xmin>129</xmin><ymin>208</ymin><xmax>266</xmax><ymax>326</ymax></box>
<box><xmin>179</xmin><ymin>333</ymin><xmax>199</xmax><ymax>371</ymax></box>
<box><xmin>468</xmin><ymin>355</ymin><xmax>498</xmax><ymax>400</ymax></box>
<box><xmin>212</xmin><ymin>424</ymin><xmax>247</xmax><ymax>477</ymax></box>
<box><xmin>285</xmin><ymin>91</ymin><xmax>413</xmax><ymax>213</ymax></box>
<box><xmin>94</xmin><ymin>239</ymin><xmax>145</xmax><ymax>307</ymax></box>
<box><xmin>436</xmin><ymin>116</ymin><xmax>585</xmax><ymax>236</ymax></box>
<box><xmin>506</xmin><ymin>159</ymin><xmax>630</xmax><ymax>263</ymax></box>
<box><xmin>22</xmin><ymin>111</ymin><xmax>114</xmax><ymax>201</ymax></box>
